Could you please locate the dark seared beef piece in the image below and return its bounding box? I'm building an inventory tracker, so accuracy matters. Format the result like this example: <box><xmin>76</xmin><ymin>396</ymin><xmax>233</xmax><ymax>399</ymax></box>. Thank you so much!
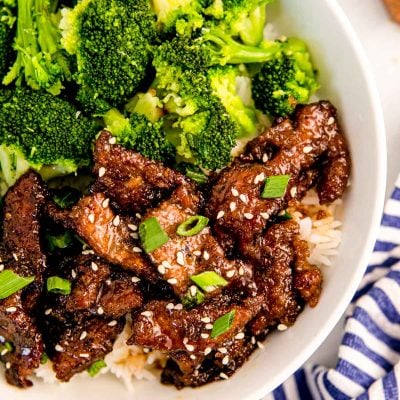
<box><xmin>0</xmin><ymin>171</ymin><xmax>48</xmax><ymax>387</ymax></box>
<box><xmin>46</xmin><ymin>193</ymin><xmax>157</xmax><ymax>282</ymax></box>
<box><xmin>51</xmin><ymin>317</ymin><xmax>124</xmax><ymax>382</ymax></box>
<box><xmin>144</xmin><ymin>182</ymin><xmax>251</xmax><ymax>298</ymax></box>
<box><xmin>206</xmin><ymin>101</ymin><xmax>350</xmax><ymax>253</ymax></box>
<box><xmin>92</xmin><ymin>130</ymin><xmax>186</xmax><ymax>213</ymax></box>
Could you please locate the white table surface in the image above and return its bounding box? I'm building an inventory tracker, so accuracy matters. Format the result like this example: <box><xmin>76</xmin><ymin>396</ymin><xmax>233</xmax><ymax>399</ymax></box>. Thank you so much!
<box><xmin>308</xmin><ymin>0</ymin><xmax>400</xmax><ymax>368</ymax></box>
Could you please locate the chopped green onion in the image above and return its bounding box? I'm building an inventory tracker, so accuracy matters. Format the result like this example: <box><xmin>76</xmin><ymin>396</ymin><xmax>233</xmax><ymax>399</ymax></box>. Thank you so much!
<box><xmin>177</xmin><ymin>215</ymin><xmax>209</xmax><ymax>237</ymax></box>
<box><xmin>190</xmin><ymin>271</ymin><xmax>228</xmax><ymax>293</ymax></box>
<box><xmin>87</xmin><ymin>359</ymin><xmax>107</xmax><ymax>377</ymax></box>
<box><xmin>211</xmin><ymin>310</ymin><xmax>236</xmax><ymax>338</ymax></box>
<box><xmin>279</xmin><ymin>211</ymin><xmax>292</xmax><ymax>221</ymax></box>
<box><xmin>182</xmin><ymin>288</ymin><xmax>205</xmax><ymax>309</ymax></box>
<box><xmin>46</xmin><ymin>276</ymin><xmax>71</xmax><ymax>295</ymax></box>
<box><xmin>186</xmin><ymin>170</ymin><xmax>208</xmax><ymax>184</ymax></box>
<box><xmin>40</xmin><ymin>353</ymin><xmax>49</xmax><ymax>365</ymax></box>
<box><xmin>46</xmin><ymin>231</ymin><xmax>74</xmax><ymax>252</ymax></box>
<box><xmin>139</xmin><ymin>217</ymin><xmax>169</xmax><ymax>253</ymax></box>
<box><xmin>0</xmin><ymin>270</ymin><xmax>34</xmax><ymax>300</ymax></box>
<box><xmin>261</xmin><ymin>175</ymin><xmax>291</xmax><ymax>199</ymax></box>
<box><xmin>0</xmin><ymin>342</ymin><xmax>13</xmax><ymax>354</ymax></box>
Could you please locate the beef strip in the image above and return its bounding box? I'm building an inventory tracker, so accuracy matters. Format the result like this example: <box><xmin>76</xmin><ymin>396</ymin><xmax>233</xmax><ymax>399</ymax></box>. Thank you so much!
<box><xmin>51</xmin><ymin>317</ymin><xmax>124</xmax><ymax>382</ymax></box>
<box><xmin>144</xmin><ymin>182</ymin><xmax>251</xmax><ymax>298</ymax></box>
<box><xmin>92</xmin><ymin>130</ymin><xmax>186</xmax><ymax>213</ymax></box>
<box><xmin>0</xmin><ymin>171</ymin><xmax>48</xmax><ymax>387</ymax></box>
<box><xmin>206</xmin><ymin>101</ymin><xmax>350</xmax><ymax>253</ymax></box>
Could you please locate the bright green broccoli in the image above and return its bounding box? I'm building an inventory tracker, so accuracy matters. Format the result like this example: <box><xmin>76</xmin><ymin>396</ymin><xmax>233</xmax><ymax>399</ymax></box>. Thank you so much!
<box><xmin>207</xmin><ymin>65</ymin><xmax>257</xmax><ymax>137</ymax></box>
<box><xmin>2</xmin><ymin>0</ymin><xmax>71</xmax><ymax>95</ymax></box>
<box><xmin>104</xmin><ymin>108</ymin><xmax>175</xmax><ymax>164</ymax></box>
<box><xmin>0</xmin><ymin>87</ymin><xmax>99</xmax><ymax>195</ymax></box>
<box><xmin>0</xmin><ymin>0</ymin><xmax>16</xmax><ymax>80</ymax></box>
<box><xmin>60</xmin><ymin>0</ymin><xmax>157</xmax><ymax>113</ymax></box>
<box><xmin>251</xmin><ymin>37</ymin><xmax>320</xmax><ymax>117</ymax></box>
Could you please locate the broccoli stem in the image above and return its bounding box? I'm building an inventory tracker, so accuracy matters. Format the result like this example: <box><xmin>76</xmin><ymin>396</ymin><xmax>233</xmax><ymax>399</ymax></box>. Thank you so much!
<box><xmin>237</xmin><ymin>5</ymin><xmax>266</xmax><ymax>46</ymax></box>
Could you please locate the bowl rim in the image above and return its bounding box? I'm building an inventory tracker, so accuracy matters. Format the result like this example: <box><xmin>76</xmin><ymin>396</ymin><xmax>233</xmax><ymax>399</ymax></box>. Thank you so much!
<box><xmin>246</xmin><ymin>1</ymin><xmax>387</xmax><ymax>398</ymax></box>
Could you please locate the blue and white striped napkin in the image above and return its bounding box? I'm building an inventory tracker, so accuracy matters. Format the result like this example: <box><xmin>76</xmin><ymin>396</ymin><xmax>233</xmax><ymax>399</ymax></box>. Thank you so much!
<box><xmin>266</xmin><ymin>176</ymin><xmax>400</xmax><ymax>400</ymax></box>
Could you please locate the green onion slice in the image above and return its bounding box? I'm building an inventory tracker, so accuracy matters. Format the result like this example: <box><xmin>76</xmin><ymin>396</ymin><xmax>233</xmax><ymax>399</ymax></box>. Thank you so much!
<box><xmin>190</xmin><ymin>271</ymin><xmax>228</xmax><ymax>293</ymax></box>
<box><xmin>261</xmin><ymin>175</ymin><xmax>291</xmax><ymax>199</ymax></box>
<box><xmin>46</xmin><ymin>276</ymin><xmax>71</xmax><ymax>295</ymax></box>
<box><xmin>279</xmin><ymin>211</ymin><xmax>292</xmax><ymax>221</ymax></box>
<box><xmin>0</xmin><ymin>342</ymin><xmax>13</xmax><ymax>354</ymax></box>
<box><xmin>211</xmin><ymin>310</ymin><xmax>236</xmax><ymax>338</ymax></box>
<box><xmin>40</xmin><ymin>352</ymin><xmax>49</xmax><ymax>365</ymax></box>
<box><xmin>182</xmin><ymin>288</ymin><xmax>205</xmax><ymax>309</ymax></box>
<box><xmin>186</xmin><ymin>170</ymin><xmax>208</xmax><ymax>184</ymax></box>
<box><xmin>87</xmin><ymin>359</ymin><xmax>107</xmax><ymax>377</ymax></box>
<box><xmin>0</xmin><ymin>270</ymin><xmax>34</xmax><ymax>300</ymax></box>
<box><xmin>177</xmin><ymin>215</ymin><xmax>209</xmax><ymax>237</ymax></box>
<box><xmin>139</xmin><ymin>217</ymin><xmax>169</xmax><ymax>253</ymax></box>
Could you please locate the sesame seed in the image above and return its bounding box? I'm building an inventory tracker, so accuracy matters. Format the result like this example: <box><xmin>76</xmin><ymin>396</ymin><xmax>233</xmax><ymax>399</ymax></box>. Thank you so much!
<box><xmin>205</xmin><ymin>323</ymin><xmax>213</xmax><ymax>330</ymax></box>
<box><xmin>327</xmin><ymin>117</ymin><xmax>335</xmax><ymax>125</ymax></box>
<box><xmin>12</xmin><ymin>253</ymin><xmax>18</xmax><ymax>261</ymax></box>
<box><xmin>1</xmin><ymin>349</ymin><xmax>8</xmax><ymax>356</ymax></box>
<box><xmin>128</xmin><ymin>224</ymin><xmax>138</xmax><ymax>231</ymax></box>
<box><xmin>257</xmin><ymin>341</ymin><xmax>264</xmax><ymax>349</ymax></box>
<box><xmin>251</xmin><ymin>336</ymin><xmax>256</xmax><ymax>344</ymax></box>
<box><xmin>230</xmin><ymin>202</ymin><xmax>236</xmax><ymax>212</ymax></box>
<box><xmin>226</xmin><ymin>270</ymin><xmax>235</xmax><ymax>278</ymax></box>
<box><xmin>217</xmin><ymin>211</ymin><xmax>225</xmax><ymax>219</ymax></box>
<box><xmin>239</xmin><ymin>194</ymin><xmax>248</xmax><ymax>204</ymax></box>
<box><xmin>193</xmin><ymin>250</ymin><xmax>202</xmax><ymax>256</ymax></box>
<box><xmin>0</xmin><ymin>264</ymin><xmax>4</xmax><ymax>272</ymax></box>
<box><xmin>254</xmin><ymin>172</ymin><xmax>266</xmax><ymax>184</ymax></box>
<box><xmin>97</xmin><ymin>306</ymin><xmax>104</xmax><ymax>315</ymax></box>
<box><xmin>98</xmin><ymin>167</ymin><xmax>106</xmax><ymax>178</ymax></box>
<box><xmin>130</xmin><ymin>233</ymin><xmax>139</xmax><ymax>239</ymax></box>
<box><xmin>290</xmin><ymin>187</ymin><xmax>297</xmax><ymax>198</ymax></box>
<box><xmin>185</xmin><ymin>344</ymin><xmax>195</xmax><ymax>352</ymax></box>
<box><xmin>131</xmin><ymin>277</ymin><xmax>141</xmax><ymax>283</ymax></box>
<box><xmin>194</xmin><ymin>370</ymin><xmax>199</xmax><ymax>377</ymax></box>
<box><xmin>141</xmin><ymin>311</ymin><xmax>153</xmax><ymax>317</ymax></box>
<box><xmin>143</xmin><ymin>348</ymin><xmax>150</xmax><ymax>354</ymax></box>
<box><xmin>112</xmin><ymin>215</ymin><xmax>120</xmax><ymax>227</ymax></box>
<box><xmin>220</xmin><ymin>372</ymin><xmax>229</xmax><ymax>380</ymax></box>
<box><xmin>88</xmin><ymin>214</ymin><xmax>95</xmax><ymax>224</ymax></box>
<box><xmin>167</xmin><ymin>278</ymin><xmax>178</xmax><ymax>285</ymax></box>
<box><xmin>203</xmin><ymin>251</ymin><xmax>210</xmax><ymax>261</ymax></box>
<box><xmin>176</xmin><ymin>251</ymin><xmax>185</xmax><ymax>266</ymax></box>
<box><xmin>183</xmin><ymin>337</ymin><xmax>188</xmax><ymax>344</ymax></box>
<box><xmin>204</xmin><ymin>347</ymin><xmax>212</xmax><ymax>355</ymax></box>
<box><xmin>91</xmin><ymin>262</ymin><xmax>98</xmax><ymax>272</ymax></box>
<box><xmin>303</xmin><ymin>146</ymin><xmax>313</xmax><ymax>154</ymax></box>
<box><xmin>278</xmin><ymin>210</ymin><xmax>286</xmax><ymax>216</ymax></box>
<box><xmin>102</xmin><ymin>198</ymin><xmax>110</xmax><ymax>208</ymax></box>
<box><xmin>55</xmin><ymin>344</ymin><xmax>64</xmax><ymax>352</ymax></box>
<box><xmin>162</xmin><ymin>260</ymin><xmax>171</xmax><ymax>269</ymax></box>
<box><xmin>262</xmin><ymin>153</ymin><xmax>269</xmax><ymax>163</ymax></box>
<box><xmin>174</xmin><ymin>304</ymin><xmax>183</xmax><ymax>310</ymax></box>
<box><xmin>235</xmin><ymin>332</ymin><xmax>245</xmax><ymax>340</ymax></box>
<box><xmin>222</xmin><ymin>355</ymin><xmax>229</xmax><ymax>365</ymax></box>
<box><xmin>166</xmin><ymin>303</ymin><xmax>174</xmax><ymax>310</ymax></box>
<box><xmin>80</xmin><ymin>353</ymin><xmax>89</xmax><ymax>358</ymax></box>
<box><xmin>190</xmin><ymin>285</ymin><xmax>197</xmax><ymax>296</ymax></box>
<box><xmin>6</xmin><ymin>307</ymin><xmax>16</xmax><ymax>313</ymax></box>
<box><xmin>231</xmin><ymin>188</ymin><xmax>239</xmax><ymax>197</ymax></box>
<box><xmin>5</xmin><ymin>362</ymin><xmax>11</xmax><ymax>369</ymax></box>
<box><xmin>44</xmin><ymin>308</ymin><xmax>52</xmax><ymax>316</ymax></box>
<box><xmin>106</xmin><ymin>279</ymin><xmax>112</xmax><ymax>285</ymax></box>
<box><xmin>218</xmin><ymin>347</ymin><xmax>227</xmax><ymax>354</ymax></box>
<box><xmin>71</xmin><ymin>269</ymin><xmax>77</xmax><ymax>279</ymax></box>
<box><xmin>133</xmin><ymin>247</ymin><xmax>142</xmax><ymax>253</ymax></box>
<box><xmin>135</xmin><ymin>213</ymin><xmax>142</xmax><ymax>219</ymax></box>
<box><xmin>108</xmin><ymin>320</ymin><xmax>118</xmax><ymax>327</ymax></box>
<box><xmin>244</xmin><ymin>213</ymin><xmax>254</xmax><ymax>220</ymax></box>
<box><xmin>108</xmin><ymin>137</ymin><xmax>116</xmax><ymax>144</ymax></box>
<box><xmin>260</xmin><ymin>213</ymin><xmax>269</xmax><ymax>220</ymax></box>
<box><xmin>201</xmin><ymin>333</ymin><xmax>209</xmax><ymax>339</ymax></box>
<box><xmin>80</xmin><ymin>331</ymin><xmax>87</xmax><ymax>340</ymax></box>
<box><xmin>277</xmin><ymin>324</ymin><xmax>288</xmax><ymax>331</ymax></box>
<box><xmin>190</xmin><ymin>354</ymin><xmax>196</xmax><ymax>360</ymax></box>
<box><xmin>201</xmin><ymin>317</ymin><xmax>211</xmax><ymax>323</ymax></box>
<box><xmin>82</xmin><ymin>250</ymin><xmax>94</xmax><ymax>255</ymax></box>
<box><xmin>239</xmin><ymin>267</ymin><xmax>245</xmax><ymax>276</ymax></box>
<box><xmin>158</xmin><ymin>265</ymin><xmax>166</xmax><ymax>274</ymax></box>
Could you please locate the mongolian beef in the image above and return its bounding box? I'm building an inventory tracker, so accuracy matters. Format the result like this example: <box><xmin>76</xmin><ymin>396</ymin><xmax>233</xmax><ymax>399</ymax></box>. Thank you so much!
<box><xmin>0</xmin><ymin>101</ymin><xmax>350</xmax><ymax>389</ymax></box>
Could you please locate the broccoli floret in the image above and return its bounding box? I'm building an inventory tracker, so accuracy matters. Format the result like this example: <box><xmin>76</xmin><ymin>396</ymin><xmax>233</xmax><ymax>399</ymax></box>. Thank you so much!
<box><xmin>104</xmin><ymin>108</ymin><xmax>175</xmax><ymax>164</ymax></box>
<box><xmin>0</xmin><ymin>87</ymin><xmax>99</xmax><ymax>195</ymax></box>
<box><xmin>252</xmin><ymin>38</ymin><xmax>320</xmax><ymax>116</ymax></box>
<box><xmin>208</xmin><ymin>65</ymin><xmax>257</xmax><ymax>137</ymax></box>
<box><xmin>60</xmin><ymin>0</ymin><xmax>157</xmax><ymax>111</ymax></box>
<box><xmin>0</xmin><ymin>1</ymin><xmax>16</xmax><ymax>80</ymax></box>
<box><xmin>2</xmin><ymin>0</ymin><xmax>71</xmax><ymax>95</ymax></box>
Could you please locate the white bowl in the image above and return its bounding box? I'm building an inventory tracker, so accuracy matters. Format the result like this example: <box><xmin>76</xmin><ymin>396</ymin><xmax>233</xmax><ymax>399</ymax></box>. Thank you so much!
<box><xmin>1</xmin><ymin>0</ymin><xmax>386</xmax><ymax>399</ymax></box>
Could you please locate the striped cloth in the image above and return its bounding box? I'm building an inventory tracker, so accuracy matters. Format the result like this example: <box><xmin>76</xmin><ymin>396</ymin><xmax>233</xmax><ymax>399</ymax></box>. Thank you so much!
<box><xmin>266</xmin><ymin>176</ymin><xmax>400</xmax><ymax>400</ymax></box>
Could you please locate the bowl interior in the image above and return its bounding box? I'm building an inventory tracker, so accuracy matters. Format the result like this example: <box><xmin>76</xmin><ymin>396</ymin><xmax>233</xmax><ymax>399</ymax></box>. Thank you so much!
<box><xmin>1</xmin><ymin>1</ymin><xmax>386</xmax><ymax>399</ymax></box>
